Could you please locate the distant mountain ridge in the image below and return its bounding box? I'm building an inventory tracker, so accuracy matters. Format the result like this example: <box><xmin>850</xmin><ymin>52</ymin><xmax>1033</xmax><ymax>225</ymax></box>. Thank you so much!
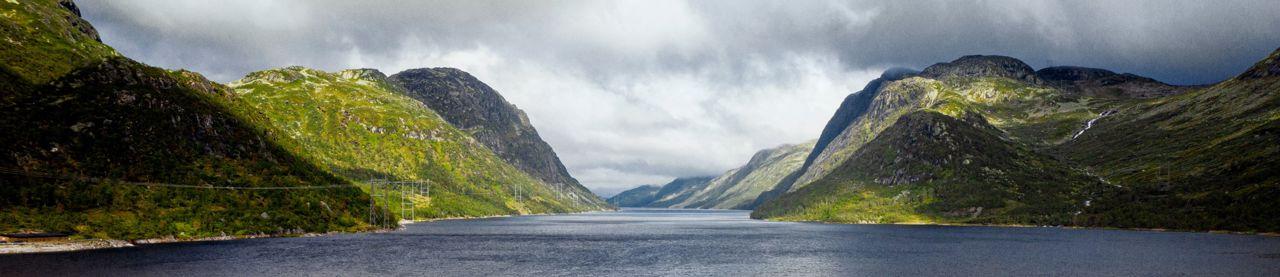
<box><xmin>608</xmin><ymin>142</ymin><xmax>813</xmax><ymax>210</ymax></box>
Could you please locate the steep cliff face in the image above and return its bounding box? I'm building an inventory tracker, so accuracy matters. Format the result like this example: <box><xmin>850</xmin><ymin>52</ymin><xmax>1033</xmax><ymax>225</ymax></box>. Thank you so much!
<box><xmin>388</xmin><ymin>68</ymin><xmax>605</xmax><ymax>207</ymax></box>
<box><xmin>775</xmin><ymin>69</ymin><xmax>918</xmax><ymax>196</ymax></box>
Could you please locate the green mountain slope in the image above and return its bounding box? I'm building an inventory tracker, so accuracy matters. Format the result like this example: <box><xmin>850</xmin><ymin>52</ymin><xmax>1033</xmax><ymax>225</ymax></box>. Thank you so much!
<box><xmin>0</xmin><ymin>0</ymin><xmax>114</xmax><ymax>88</ymax></box>
<box><xmin>754</xmin><ymin>49</ymin><xmax>1280</xmax><ymax>232</ymax></box>
<box><xmin>0</xmin><ymin>0</ymin><xmax>381</xmax><ymax>240</ymax></box>
<box><xmin>0</xmin><ymin>60</ymin><xmax>379</xmax><ymax>239</ymax></box>
<box><xmin>1058</xmin><ymin>49</ymin><xmax>1280</xmax><ymax>231</ymax></box>
<box><xmin>230</xmin><ymin>67</ymin><xmax>607</xmax><ymax>217</ymax></box>
<box><xmin>388</xmin><ymin>68</ymin><xmax>606</xmax><ymax>208</ymax></box>
<box><xmin>753</xmin><ymin>111</ymin><xmax>1106</xmax><ymax>224</ymax></box>
<box><xmin>670</xmin><ymin>142</ymin><xmax>814</xmax><ymax>210</ymax></box>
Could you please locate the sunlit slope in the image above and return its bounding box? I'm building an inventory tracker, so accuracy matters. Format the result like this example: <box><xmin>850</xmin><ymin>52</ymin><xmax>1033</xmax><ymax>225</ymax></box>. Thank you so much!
<box><xmin>0</xmin><ymin>0</ymin><xmax>115</xmax><ymax>88</ymax></box>
<box><xmin>231</xmin><ymin>67</ymin><xmax>608</xmax><ymax>218</ymax></box>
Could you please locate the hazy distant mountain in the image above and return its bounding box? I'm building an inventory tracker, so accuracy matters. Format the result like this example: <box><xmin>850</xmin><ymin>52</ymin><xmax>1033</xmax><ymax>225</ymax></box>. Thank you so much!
<box><xmin>608</xmin><ymin>142</ymin><xmax>813</xmax><ymax>210</ymax></box>
<box><xmin>755</xmin><ymin>50</ymin><xmax>1280</xmax><ymax>232</ymax></box>
<box><xmin>605</xmin><ymin>185</ymin><xmax>660</xmax><ymax>207</ymax></box>
<box><xmin>671</xmin><ymin>142</ymin><xmax>814</xmax><ymax>210</ymax></box>
<box><xmin>389</xmin><ymin>68</ymin><xmax>607</xmax><ymax>208</ymax></box>
<box><xmin>607</xmin><ymin>177</ymin><xmax>714</xmax><ymax>208</ymax></box>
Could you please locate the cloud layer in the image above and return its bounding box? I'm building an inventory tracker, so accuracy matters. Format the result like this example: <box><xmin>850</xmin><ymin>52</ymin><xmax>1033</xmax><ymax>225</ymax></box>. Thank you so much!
<box><xmin>79</xmin><ymin>0</ymin><xmax>1280</xmax><ymax>195</ymax></box>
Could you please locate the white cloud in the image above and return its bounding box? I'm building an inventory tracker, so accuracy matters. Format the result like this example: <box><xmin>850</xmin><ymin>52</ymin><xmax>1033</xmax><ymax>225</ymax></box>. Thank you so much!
<box><xmin>78</xmin><ymin>0</ymin><xmax>1280</xmax><ymax>194</ymax></box>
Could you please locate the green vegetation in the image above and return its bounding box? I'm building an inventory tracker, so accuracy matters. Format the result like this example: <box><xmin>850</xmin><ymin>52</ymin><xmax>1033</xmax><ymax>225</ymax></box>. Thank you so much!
<box><xmin>756</xmin><ymin>52</ymin><xmax>1280</xmax><ymax>232</ymax></box>
<box><xmin>754</xmin><ymin>111</ymin><xmax>1106</xmax><ymax>225</ymax></box>
<box><xmin>0</xmin><ymin>0</ymin><xmax>599</xmax><ymax>241</ymax></box>
<box><xmin>1059</xmin><ymin>69</ymin><xmax>1280</xmax><ymax>231</ymax></box>
<box><xmin>661</xmin><ymin>141</ymin><xmax>814</xmax><ymax>209</ymax></box>
<box><xmin>389</xmin><ymin>68</ymin><xmax>606</xmax><ymax>208</ymax></box>
<box><xmin>230</xmin><ymin>67</ymin><xmax>606</xmax><ymax>218</ymax></box>
<box><xmin>0</xmin><ymin>58</ymin><xmax>380</xmax><ymax>239</ymax></box>
<box><xmin>0</xmin><ymin>0</ymin><xmax>115</xmax><ymax>88</ymax></box>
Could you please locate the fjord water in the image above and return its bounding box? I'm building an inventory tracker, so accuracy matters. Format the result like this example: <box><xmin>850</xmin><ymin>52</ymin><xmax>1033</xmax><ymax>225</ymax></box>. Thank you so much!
<box><xmin>3</xmin><ymin>209</ymin><xmax>1279</xmax><ymax>276</ymax></box>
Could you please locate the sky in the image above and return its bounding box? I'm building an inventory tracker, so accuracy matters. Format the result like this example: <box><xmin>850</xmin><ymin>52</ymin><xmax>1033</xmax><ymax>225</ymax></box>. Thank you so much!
<box><xmin>79</xmin><ymin>0</ymin><xmax>1280</xmax><ymax>197</ymax></box>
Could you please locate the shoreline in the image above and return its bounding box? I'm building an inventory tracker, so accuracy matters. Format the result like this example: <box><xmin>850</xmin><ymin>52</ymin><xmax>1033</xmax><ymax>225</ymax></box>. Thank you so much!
<box><xmin>761</xmin><ymin>217</ymin><xmax>1280</xmax><ymax>237</ymax></box>
<box><xmin>0</xmin><ymin>208</ymin><xmax>615</xmax><ymax>255</ymax></box>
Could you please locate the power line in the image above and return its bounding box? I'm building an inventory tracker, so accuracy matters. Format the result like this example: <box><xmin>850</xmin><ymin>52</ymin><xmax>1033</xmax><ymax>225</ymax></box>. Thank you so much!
<box><xmin>0</xmin><ymin>167</ymin><xmax>355</xmax><ymax>190</ymax></box>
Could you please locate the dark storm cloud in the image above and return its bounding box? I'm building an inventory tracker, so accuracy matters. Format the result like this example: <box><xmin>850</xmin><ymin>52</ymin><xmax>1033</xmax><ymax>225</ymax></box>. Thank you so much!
<box><xmin>77</xmin><ymin>0</ymin><xmax>1280</xmax><ymax>193</ymax></box>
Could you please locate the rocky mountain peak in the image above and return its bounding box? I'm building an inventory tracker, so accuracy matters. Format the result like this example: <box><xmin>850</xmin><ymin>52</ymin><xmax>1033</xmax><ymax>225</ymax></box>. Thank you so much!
<box><xmin>338</xmin><ymin>68</ymin><xmax>387</xmax><ymax>82</ymax></box>
<box><xmin>921</xmin><ymin>55</ymin><xmax>1040</xmax><ymax>83</ymax></box>
<box><xmin>1035</xmin><ymin>66</ymin><xmax>1117</xmax><ymax>82</ymax></box>
<box><xmin>1237</xmin><ymin>47</ymin><xmax>1280</xmax><ymax>80</ymax></box>
<box><xmin>58</xmin><ymin>0</ymin><xmax>101</xmax><ymax>42</ymax></box>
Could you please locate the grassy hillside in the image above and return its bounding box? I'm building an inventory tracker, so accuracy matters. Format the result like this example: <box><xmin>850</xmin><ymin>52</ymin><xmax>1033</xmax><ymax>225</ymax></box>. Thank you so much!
<box><xmin>0</xmin><ymin>57</ymin><xmax>380</xmax><ymax>239</ymax></box>
<box><xmin>0</xmin><ymin>0</ymin><xmax>115</xmax><ymax>88</ymax></box>
<box><xmin>0</xmin><ymin>0</ymin><xmax>387</xmax><ymax>240</ymax></box>
<box><xmin>1057</xmin><ymin>51</ymin><xmax>1280</xmax><ymax>231</ymax></box>
<box><xmin>230</xmin><ymin>67</ymin><xmax>607</xmax><ymax>218</ymax></box>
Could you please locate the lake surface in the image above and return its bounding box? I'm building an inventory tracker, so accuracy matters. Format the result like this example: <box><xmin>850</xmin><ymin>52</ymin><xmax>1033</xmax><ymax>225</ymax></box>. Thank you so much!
<box><xmin>3</xmin><ymin>208</ymin><xmax>1280</xmax><ymax>276</ymax></box>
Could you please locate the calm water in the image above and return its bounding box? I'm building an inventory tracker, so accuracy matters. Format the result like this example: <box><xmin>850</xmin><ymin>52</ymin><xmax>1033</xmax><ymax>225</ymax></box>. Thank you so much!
<box><xmin>3</xmin><ymin>208</ymin><xmax>1280</xmax><ymax>276</ymax></box>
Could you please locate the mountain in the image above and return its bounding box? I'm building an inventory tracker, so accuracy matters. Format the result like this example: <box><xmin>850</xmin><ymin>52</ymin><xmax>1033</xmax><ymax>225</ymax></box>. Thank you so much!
<box><xmin>754</xmin><ymin>49</ymin><xmax>1280</xmax><ymax>232</ymax></box>
<box><xmin>670</xmin><ymin>142</ymin><xmax>814</xmax><ymax>209</ymax></box>
<box><xmin>388</xmin><ymin>68</ymin><xmax>605</xmax><ymax>208</ymax></box>
<box><xmin>605</xmin><ymin>185</ymin><xmax>660</xmax><ymax>207</ymax></box>
<box><xmin>768</xmin><ymin>68</ymin><xmax>918</xmax><ymax>198</ymax></box>
<box><xmin>754</xmin><ymin>111</ymin><xmax>1105</xmax><ymax>224</ymax></box>
<box><xmin>229</xmin><ymin>67</ymin><xmax>608</xmax><ymax>217</ymax></box>
<box><xmin>606</xmin><ymin>177</ymin><xmax>715</xmax><ymax>208</ymax></box>
<box><xmin>606</xmin><ymin>142</ymin><xmax>813</xmax><ymax>210</ymax></box>
<box><xmin>1</xmin><ymin>0</ymin><xmax>115</xmax><ymax>103</ymax></box>
<box><xmin>1</xmin><ymin>0</ymin><xmax>374</xmax><ymax>239</ymax></box>
<box><xmin>1055</xmin><ymin>49</ymin><xmax>1280</xmax><ymax>231</ymax></box>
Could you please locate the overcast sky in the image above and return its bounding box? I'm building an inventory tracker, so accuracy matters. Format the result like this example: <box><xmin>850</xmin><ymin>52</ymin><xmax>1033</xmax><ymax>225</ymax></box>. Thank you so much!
<box><xmin>79</xmin><ymin>0</ymin><xmax>1280</xmax><ymax>197</ymax></box>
